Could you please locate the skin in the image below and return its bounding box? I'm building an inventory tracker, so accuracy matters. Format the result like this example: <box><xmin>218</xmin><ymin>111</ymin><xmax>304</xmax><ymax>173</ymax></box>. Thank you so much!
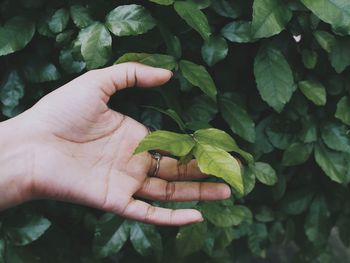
<box><xmin>0</xmin><ymin>63</ymin><xmax>231</xmax><ymax>226</ymax></box>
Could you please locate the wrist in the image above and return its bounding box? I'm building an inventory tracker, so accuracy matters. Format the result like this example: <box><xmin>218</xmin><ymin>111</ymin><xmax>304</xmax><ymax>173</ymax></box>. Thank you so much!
<box><xmin>0</xmin><ymin>114</ymin><xmax>35</xmax><ymax>210</ymax></box>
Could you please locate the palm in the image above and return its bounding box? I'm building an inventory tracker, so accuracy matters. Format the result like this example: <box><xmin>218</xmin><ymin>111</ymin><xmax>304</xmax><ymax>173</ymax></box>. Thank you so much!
<box><xmin>27</xmin><ymin>63</ymin><xmax>230</xmax><ymax>225</ymax></box>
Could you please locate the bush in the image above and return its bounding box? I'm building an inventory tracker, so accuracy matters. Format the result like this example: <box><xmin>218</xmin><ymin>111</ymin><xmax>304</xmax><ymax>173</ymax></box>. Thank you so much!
<box><xmin>1</xmin><ymin>0</ymin><xmax>350</xmax><ymax>262</ymax></box>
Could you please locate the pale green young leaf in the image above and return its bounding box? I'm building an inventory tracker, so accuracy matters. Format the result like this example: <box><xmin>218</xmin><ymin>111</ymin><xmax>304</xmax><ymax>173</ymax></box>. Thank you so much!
<box><xmin>194</xmin><ymin>128</ymin><xmax>253</xmax><ymax>163</ymax></box>
<box><xmin>193</xmin><ymin>143</ymin><xmax>243</xmax><ymax>194</ymax></box>
<box><xmin>134</xmin><ymin>130</ymin><xmax>195</xmax><ymax>156</ymax></box>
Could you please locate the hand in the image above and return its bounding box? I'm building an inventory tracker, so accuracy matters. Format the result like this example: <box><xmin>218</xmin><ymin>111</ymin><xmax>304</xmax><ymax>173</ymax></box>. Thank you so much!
<box><xmin>1</xmin><ymin>63</ymin><xmax>231</xmax><ymax>225</ymax></box>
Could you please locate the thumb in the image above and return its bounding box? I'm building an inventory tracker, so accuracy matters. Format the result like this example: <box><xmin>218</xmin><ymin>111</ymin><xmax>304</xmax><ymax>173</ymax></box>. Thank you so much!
<box><xmin>81</xmin><ymin>62</ymin><xmax>173</xmax><ymax>98</ymax></box>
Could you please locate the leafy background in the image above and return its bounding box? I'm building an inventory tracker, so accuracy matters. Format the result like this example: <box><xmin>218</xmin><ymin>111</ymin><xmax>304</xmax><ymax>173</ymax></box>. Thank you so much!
<box><xmin>1</xmin><ymin>0</ymin><xmax>350</xmax><ymax>262</ymax></box>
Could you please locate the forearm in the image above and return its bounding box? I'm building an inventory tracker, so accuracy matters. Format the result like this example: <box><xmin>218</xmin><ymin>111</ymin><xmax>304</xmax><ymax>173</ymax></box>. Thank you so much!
<box><xmin>0</xmin><ymin>116</ymin><xmax>33</xmax><ymax>210</ymax></box>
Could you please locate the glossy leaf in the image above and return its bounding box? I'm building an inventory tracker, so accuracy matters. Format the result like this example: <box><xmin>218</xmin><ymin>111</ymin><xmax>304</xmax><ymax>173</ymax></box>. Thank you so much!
<box><xmin>179</xmin><ymin>60</ymin><xmax>217</xmax><ymax>101</ymax></box>
<box><xmin>298</xmin><ymin>80</ymin><xmax>326</xmax><ymax>106</ymax></box>
<box><xmin>79</xmin><ymin>22</ymin><xmax>112</xmax><ymax>69</ymax></box>
<box><xmin>106</xmin><ymin>5</ymin><xmax>156</xmax><ymax>36</ymax></box>
<box><xmin>0</xmin><ymin>17</ymin><xmax>35</xmax><ymax>56</ymax></box>
<box><xmin>219</xmin><ymin>97</ymin><xmax>255</xmax><ymax>143</ymax></box>
<box><xmin>253</xmin><ymin>162</ymin><xmax>278</xmax><ymax>186</ymax></box>
<box><xmin>174</xmin><ymin>1</ymin><xmax>211</xmax><ymax>40</ymax></box>
<box><xmin>194</xmin><ymin>143</ymin><xmax>243</xmax><ymax>194</ymax></box>
<box><xmin>254</xmin><ymin>45</ymin><xmax>296</xmax><ymax>112</ymax></box>
<box><xmin>251</xmin><ymin>0</ymin><xmax>292</xmax><ymax>39</ymax></box>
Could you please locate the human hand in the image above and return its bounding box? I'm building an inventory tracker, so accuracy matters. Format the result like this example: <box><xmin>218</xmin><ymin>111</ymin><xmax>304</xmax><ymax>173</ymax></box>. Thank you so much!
<box><xmin>0</xmin><ymin>63</ymin><xmax>231</xmax><ymax>225</ymax></box>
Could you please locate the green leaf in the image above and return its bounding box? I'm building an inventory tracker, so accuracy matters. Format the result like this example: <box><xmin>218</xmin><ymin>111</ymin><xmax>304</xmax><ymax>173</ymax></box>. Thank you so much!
<box><xmin>335</xmin><ymin>96</ymin><xmax>350</xmax><ymax>126</ymax></box>
<box><xmin>219</xmin><ymin>97</ymin><xmax>255</xmax><ymax>143</ymax></box>
<box><xmin>0</xmin><ymin>17</ymin><xmax>35</xmax><ymax>56</ymax></box>
<box><xmin>321</xmin><ymin>121</ymin><xmax>350</xmax><ymax>154</ymax></box>
<box><xmin>143</xmin><ymin>106</ymin><xmax>186</xmax><ymax>131</ymax></box>
<box><xmin>304</xmin><ymin>196</ymin><xmax>330</xmax><ymax>247</ymax></box>
<box><xmin>281</xmin><ymin>189</ymin><xmax>314</xmax><ymax>215</ymax></box>
<box><xmin>93</xmin><ymin>214</ymin><xmax>129</xmax><ymax>258</ymax></box>
<box><xmin>179</xmin><ymin>60</ymin><xmax>217</xmax><ymax>101</ymax></box>
<box><xmin>248</xmin><ymin>223</ymin><xmax>268</xmax><ymax>258</ymax></box>
<box><xmin>255</xmin><ymin>206</ymin><xmax>274</xmax><ymax>223</ymax></box>
<box><xmin>313</xmin><ymin>30</ymin><xmax>336</xmax><ymax>53</ymax></box>
<box><xmin>59</xmin><ymin>48</ymin><xmax>86</xmax><ymax>74</ymax></box>
<box><xmin>221</xmin><ymin>21</ymin><xmax>255</xmax><ymax>43</ymax></box>
<box><xmin>193</xmin><ymin>143</ymin><xmax>243</xmax><ymax>194</ymax></box>
<box><xmin>253</xmin><ymin>162</ymin><xmax>277</xmax><ymax>186</ymax></box>
<box><xmin>149</xmin><ymin>0</ymin><xmax>174</xmax><ymax>5</ymax></box>
<box><xmin>115</xmin><ymin>53</ymin><xmax>177</xmax><ymax>71</ymax></box>
<box><xmin>184</xmin><ymin>95</ymin><xmax>218</xmax><ymax>123</ymax></box>
<box><xmin>0</xmin><ymin>239</ymin><xmax>4</xmax><ymax>262</ymax></box>
<box><xmin>106</xmin><ymin>4</ymin><xmax>156</xmax><ymax>37</ymax></box>
<box><xmin>254</xmin><ymin>45</ymin><xmax>296</xmax><ymax>112</ymax></box>
<box><xmin>242</xmin><ymin>165</ymin><xmax>257</xmax><ymax>196</ymax></box>
<box><xmin>4</xmin><ymin>214</ymin><xmax>51</xmax><ymax>246</ymax></box>
<box><xmin>211</xmin><ymin>0</ymin><xmax>242</xmax><ymax>19</ymax></box>
<box><xmin>158</xmin><ymin>24</ymin><xmax>182</xmax><ymax>59</ymax></box>
<box><xmin>23</xmin><ymin>62</ymin><xmax>61</xmax><ymax>83</ymax></box>
<box><xmin>134</xmin><ymin>130</ymin><xmax>195</xmax><ymax>156</ymax></box>
<box><xmin>251</xmin><ymin>0</ymin><xmax>292</xmax><ymax>39</ymax></box>
<box><xmin>0</xmin><ymin>71</ymin><xmax>24</xmax><ymax>108</ymax></box>
<box><xmin>129</xmin><ymin>222</ymin><xmax>162</xmax><ymax>258</ymax></box>
<box><xmin>201</xmin><ymin>201</ymin><xmax>246</xmax><ymax>227</ymax></box>
<box><xmin>302</xmin><ymin>49</ymin><xmax>318</xmax><ymax>69</ymax></box>
<box><xmin>48</xmin><ymin>8</ymin><xmax>70</xmax><ymax>34</ymax></box>
<box><xmin>282</xmin><ymin>142</ymin><xmax>313</xmax><ymax>166</ymax></box>
<box><xmin>174</xmin><ymin>1</ymin><xmax>211</xmax><ymax>40</ymax></box>
<box><xmin>329</xmin><ymin>38</ymin><xmax>350</xmax><ymax>74</ymax></box>
<box><xmin>298</xmin><ymin>80</ymin><xmax>326</xmax><ymax>106</ymax></box>
<box><xmin>314</xmin><ymin>143</ymin><xmax>349</xmax><ymax>184</ymax></box>
<box><xmin>194</xmin><ymin>128</ymin><xmax>253</xmax><ymax>163</ymax></box>
<box><xmin>79</xmin><ymin>22</ymin><xmax>112</xmax><ymax>69</ymax></box>
<box><xmin>176</xmin><ymin>222</ymin><xmax>207</xmax><ymax>257</ymax></box>
<box><xmin>201</xmin><ymin>36</ymin><xmax>228</xmax><ymax>66</ymax></box>
<box><xmin>70</xmin><ymin>5</ymin><xmax>94</xmax><ymax>28</ymax></box>
<box><xmin>301</xmin><ymin>0</ymin><xmax>350</xmax><ymax>35</ymax></box>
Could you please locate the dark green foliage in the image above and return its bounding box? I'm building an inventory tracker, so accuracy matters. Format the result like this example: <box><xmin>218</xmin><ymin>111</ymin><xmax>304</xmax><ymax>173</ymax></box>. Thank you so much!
<box><xmin>1</xmin><ymin>0</ymin><xmax>350</xmax><ymax>262</ymax></box>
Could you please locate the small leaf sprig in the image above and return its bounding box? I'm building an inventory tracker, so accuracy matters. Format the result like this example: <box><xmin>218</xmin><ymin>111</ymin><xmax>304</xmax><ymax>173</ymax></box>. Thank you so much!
<box><xmin>134</xmin><ymin>128</ymin><xmax>253</xmax><ymax>195</ymax></box>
